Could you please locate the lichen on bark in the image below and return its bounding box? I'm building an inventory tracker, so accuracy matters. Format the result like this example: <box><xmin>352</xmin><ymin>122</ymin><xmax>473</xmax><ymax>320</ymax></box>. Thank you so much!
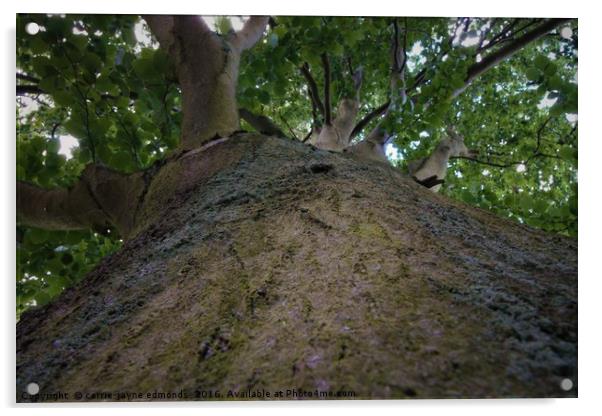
<box><xmin>17</xmin><ymin>134</ymin><xmax>577</xmax><ymax>401</ymax></box>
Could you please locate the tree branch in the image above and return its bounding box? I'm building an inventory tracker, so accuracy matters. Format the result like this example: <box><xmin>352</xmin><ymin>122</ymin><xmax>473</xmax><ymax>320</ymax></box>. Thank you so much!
<box><xmin>17</xmin><ymin>73</ymin><xmax>40</xmax><ymax>83</ymax></box>
<box><xmin>392</xmin><ymin>19</ymin><xmax>402</xmax><ymax>74</ymax></box>
<box><xmin>302</xmin><ymin>130</ymin><xmax>313</xmax><ymax>143</ymax></box>
<box><xmin>479</xmin><ymin>19</ymin><xmax>540</xmax><ymax>53</ymax></box>
<box><xmin>487</xmin><ymin>19</ymin><xmax>519</xmax><ymax>47</ymax></box>
<box><xmin>479</xmin><ymin>19</ymin><xmax>539</xmax><ymax>53</ymax></box>
<box><xmin>17</xmin><ymin>84</ymin><xmax>43</xmax><ymax>96</ymax></box>
<box><xmin>300</xmin><ymin>62</ymin><xmax>325</xmax><ymax>125</ymax></box>
<box><xmin>413</xmin><ymin>175</ymin><xmax>445</xmax><ymax>189</ymax></box>
<box><xmin>349</xmin><ymin>101</ymin><xmax>390</xmax><ymax>140</ymax></box>
<box><xmin>404</xmin><ymin>18</ymin><xmax>463</xmax><ymax>95</ymax></box>
<box><xmin>143</xmin><ymin>15</ymin><xmax>177</xmax><ymax>50</ymax></box>
<box><xmin>451</xmin><ymin>117</ymin><xmax>557</xmax><ymax>168</ymax></box>
<box><xmin>278</xmin><ymin>114</ymin><xmax>299</xmax><ymax>141</ymax></box>
<box><xmin>143</xmin><ymin>15</ymin><xmax>269</xmax><ymax>149</ymax></box>
<box><xmin>392</xmin><ymin>18</ymin><xmax>408</xmax><ymax>77</ymax></box>
<box><xmin>229</xmin><ymin>16</ymin><xmax>270</xmax><ymax>51</ymax></box>
<box><xmin>321</xmin><ymin>53</ymin><xmax>332</xmax><ymax>126</ymax></box>
<box><xmin>350</xmin><ymin>18</ymin><xmax>409</xmax><ymax>140</ymax></box>
<box><xmin>238</xmin><ymin>108</ymin><xmax>287</xmax><ymax>138</ymax></box>
<box><xmin>17</xmin><ymin>164</ymin><xmax>144</xmax><ymax>236</ymax></box>
<box><xmin>17</xmin><ymin>180</ymin><xmax>106</xmax><ymax>231</ymax></box>
<box><xmin>450</xmin><ymin>155</ymin><xmax>521</xmax><ymax>168</ymax></box>
<box><xmin>452</xmin><ymin>18</ymin><xmax>570</xmax><ymax>98</ymax></box>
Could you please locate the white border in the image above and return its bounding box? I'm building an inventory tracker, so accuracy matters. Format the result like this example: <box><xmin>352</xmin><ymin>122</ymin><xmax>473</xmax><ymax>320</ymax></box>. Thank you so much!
<box><xmin>2</xmin><ymin>1</ymin><xmax>598</xmax><ymax>415</ymax></box>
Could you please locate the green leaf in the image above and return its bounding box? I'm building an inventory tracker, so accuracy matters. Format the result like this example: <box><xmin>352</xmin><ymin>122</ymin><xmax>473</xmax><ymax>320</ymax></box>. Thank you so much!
<box><xmin>53</xmin><ymin>90</ymin><xmax>74</xmax><ymax>106</ymax></box>
<box><xmin>331</xmin><ymin>42</ymin><xmax>344</xmax><ymax>57</ymax></box>
<box><xmin>568</xmin><ymin>195</ymin><xmax>578</xmax><ymax>216</ymax></box>
<box><xmin>26</xmin><ymin>228</ymin><xmax>49</xmax><ymax>245</ymax></box>
<box><xmin>35</xmin><ymin>291</ymin><xmax>52</xmax><ymax>306</ymax></box>
<box><xmin>534</xmin><ymin>55</ymin><xmax>550</xmax><ymax>70</ymax></box>
<box><xmin>31</xmin><ymin>56</ymin><xmax>55</xmax><ymax>77</ymax></box>
<box><xmin>64</xmin><ymin>116</ymin><xmax>87</xmax><ymax>139</ymax></box>
<box><xmin>65</xmin><ymin>231</ymin><xmax>87</xmax><ymax>245</ymax></box>
<box><xmin>269</xmin><ymin>33</ymin><xmax>279</xmax><ymax>48</ymax></box>
<box><xmin>122</xmin><ymin>26</ymin><xmax>137</xmax><ymax>45</ymax></box>
<box><xmin>519</xmin><ymin>194</ymin><xmax>534</xmax><ymax>211</ymax></box>
<box><xmin>69</xmin><ymin>34</ymin><xmax>89</xmax><ymax>52</ymax></box>
<box><xmin>132</xmin><ymin>57</ymin><xmax>155</xmax><ymax>79</ymax></box>
<box><xmin>548</xmin><ymin>75</ymin><xmax>563</xmax><ymax>90</ymax></box>
<box><xmin>258</xmin><ymin>90</ymin><xmax>271</xmax><ymax>105</ymax></box>
<box><xmin>82</xmin><ymin>52</ymin><xmax>103</xmax><ymax>76</ymax></box>
<box><xmin>109</xmin><ymin>151</ymin><xmax>133</xmax><ymax>169</ymax></box>
<box><xmin>559</xmin><ymin>145</ymin><xmax>577</xmax><ymax>162</ymax></box>
<box><xmin>61</xmin><ymin>253</ymin><xmax>74</xmax><ymax>265</ymax></box>
<box><xmin>525</xmin><ymin>68</ymin><xmax>540</xmax><ymax>82</ymax></box>
<box><xmin>29</xmin><ymin>37</ymin><xmax>47</xmax><ymax>54</ymax></box>
<box><xmin>544</xmin><ymin>62</ymin><xmax>557</xmax><ymax>77</ymax></box>
<box><xmin>549</xmin><ymin>104</ymin><xmax>564</xmax><ymax>117</ymax></box>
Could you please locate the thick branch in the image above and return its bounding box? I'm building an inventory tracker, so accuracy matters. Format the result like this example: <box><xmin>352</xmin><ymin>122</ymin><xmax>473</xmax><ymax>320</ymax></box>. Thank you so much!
<box><xmin>365</xmin><ymin>125</ymin><xmax>392</xmax><ymax>146</ymax></box>
<box><xmin>350</xmin><ymin>19</ymin><xmax>409</xmax><ymax>140</ymax></box>
<box><xmin>143</xmin><ymin>15</ymin><xmax>212</xmax><ymax>50</ymax></box>
<box><xmin>17</xmin><ymin>180</ymin><xmax>105</xmax><ymax>231</ymax></box>
<box><xmin>344</xmin><ymin>125</ymin><xmax>390</xmax><ymax>163</ymax></box>
<box><xmin>392</xmin><ymin>19</ymin><xmax>402</xmax><ymax>73</ymax></box>
<box><xmin>18</xmin><ymin>165</ymin><xmax>111</xmax><ymax>232</ymax></box>
<box><xmin>17</xmin><ymin>165</ymin><xmax>145</xmax><ymax>238</ymax></box>
<box><xmin>321</xmin><ymin>54</ymin><xmax>332</xmax><ymax>125</ymax></box>
<box><xmin>229</xmin><ymin>16</ymin><xmax>270</xmax><ymax>51</ymax></box>
<box><xmin>349</xmin><ymin>101</ymin><xmax>390</xmax><ymax>140</ymax></box>
<box><xmin>143</xmin><ymin>15</ymin><xmax>176</xmax><ymax>50</ymax></box>
<box><xmin>452</xmin><ymin>18</ymin><xmax>570</xmax><ymax>98</ymax></box>
<box><xmin>392</xmin><ymin>19</ymin><xmax>408</xmax><ymax>77</ymax></box>
<box><xmin>143</xmin><ymin>15</ymin><xmax>269</xmax><ymax>149</ymax></box>
<box><xmin>413</xmin><ymin>175</ymin><xmax>445</xmax><ymax>189</ymax></box>
<box><xmin>300</xmin><ymin>63</ymin><xmax>325</xmax><ymax>124</ymax></box>
<box><xmin>238</xmin><ymin>108</ymin><xmax>287</xmax><ymax>138</ymax></box>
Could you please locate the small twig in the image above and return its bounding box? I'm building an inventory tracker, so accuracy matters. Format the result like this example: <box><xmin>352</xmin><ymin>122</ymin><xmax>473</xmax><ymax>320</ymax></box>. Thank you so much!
<box><xmin>302</xmin><ymin>130</ymin><xmax>313</xmax><ymax>143</ymax></box>
<box><xmin>51</xmin><ymin>123</ymin><xmax>61</xmax><ymax>140</ymax></box>
<box><xmin>346</xmin><ymin>56</ymin><xmax>354</xmax><ymax>76</ymax></box>
<box><xmin>17</xmin><ymin>73</ymin><xmax>40</xmax><ymax>83</ymax></box>
<box><xmin>452</xmin><ymin>117</ymin><xmax>561</xmax><ymax>168</ymax></box>
<box><xmin>279</xmin><ymin>113</ymin><xmax>299</xmax><ymax>141</ymax></box>
<box><xmin>451</xmin><ymin>155</ymin><xmax>521</xmax><ymax>168</ymax></box>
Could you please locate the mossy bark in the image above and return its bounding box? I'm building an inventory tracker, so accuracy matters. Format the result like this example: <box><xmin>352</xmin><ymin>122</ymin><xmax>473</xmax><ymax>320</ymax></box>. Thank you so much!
<box><xmin>17</xmin><ymin>134</ymin><xmax>577</xmax><ymax>401</ymax></box>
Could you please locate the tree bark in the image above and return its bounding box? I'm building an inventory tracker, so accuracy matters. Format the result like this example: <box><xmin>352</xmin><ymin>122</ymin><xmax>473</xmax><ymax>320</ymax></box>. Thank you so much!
<box><xmin>143</xmin><ymin>16</ymin><xmax>268</xmax><ymax>149</ymax></box>
<box><xmin>16</xmin><ymin>134</ymin><xmax>577</xmax><ymax>401</ymax></box>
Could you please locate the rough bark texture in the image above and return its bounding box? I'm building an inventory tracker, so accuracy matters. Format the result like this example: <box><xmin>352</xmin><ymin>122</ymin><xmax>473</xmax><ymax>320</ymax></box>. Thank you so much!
<box><xmin>17</xmin><ymin>164</ymin><xmax>147</xmax><ymax>236</ymax></box>
<box><xmin>17</xmin><ymin>134</ymin><xmax>577</xmax><ymax>401</ymax></box>
<box><xmin>143</xmin><ymin>16</ymin><xmax>268</xmax><ymax>149</ymax></box>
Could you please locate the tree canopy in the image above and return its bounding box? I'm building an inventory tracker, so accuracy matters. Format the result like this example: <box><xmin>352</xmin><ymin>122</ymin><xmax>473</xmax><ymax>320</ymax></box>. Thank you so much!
<box><xmin>16</xmin><ymin>14</ymin><xmax>578</xmax><ymax>316</ymax></box>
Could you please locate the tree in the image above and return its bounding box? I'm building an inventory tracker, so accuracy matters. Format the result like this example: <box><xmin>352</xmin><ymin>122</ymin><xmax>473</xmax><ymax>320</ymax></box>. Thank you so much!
<box><xmin>16</xmin><ymin>14</ymin><xmax>577</xmax><ymax>400</ymax></box>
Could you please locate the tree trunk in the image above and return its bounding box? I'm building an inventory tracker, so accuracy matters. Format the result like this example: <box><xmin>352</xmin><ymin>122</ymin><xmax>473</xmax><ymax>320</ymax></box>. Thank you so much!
<box><xmin>16</xmin><ymin>133</ymin><xmax>577</xmax><ymax>401</ymax></box>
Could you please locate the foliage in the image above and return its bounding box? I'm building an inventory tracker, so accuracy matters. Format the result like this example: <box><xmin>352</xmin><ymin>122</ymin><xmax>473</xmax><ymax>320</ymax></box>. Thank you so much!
<box><xmin>16</xmin><ymin>15</ymin><xmax>578</xmax><ymax>314</ymax></box>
